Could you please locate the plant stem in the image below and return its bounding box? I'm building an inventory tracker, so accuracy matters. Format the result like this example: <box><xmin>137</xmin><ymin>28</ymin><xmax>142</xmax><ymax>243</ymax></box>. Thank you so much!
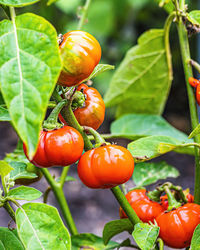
<box><xmin>83</xmin><ymin>126</ymin><xmax>106</xmax><ymax>145</ymax></box>
<box><xmin>111</xmin><ymin>186</ymin><xmax>141</xmax><ymax>226</ymax></box>
<box><xmin>41</xmin><ymin>168</ymin><xmax>78</xmax><ymax>235</ymax></box>
<box><xmin>43</xmin><ymin>187</ymin><xmax>52</xmax><ymax>203</ymax></box>
<box><xmin>52</xmin><ymin>89</ymin><xmax>93</xmax><ymax>151</ymax></box>
<box><xmin>77</xmin><ymin>0</ymin><xmax>92</xmax><ymax>30</ymax></box>
<box><xmin>60</xmin><ymin>166</ymin><xmax>70</xmax><ymax>188</ymax></box>
<box><xmin>157</xmin><ymin>238</ymin><xmax>164</xmax><ymax>250</ymax></box>
<box><xmin>164</xmin><ymin>12</ymin><xmax>175</xmax><ymax>82</ymax></box>
<box><xmin>3</xmin><ymin>201</ymin><xmax>16</xmax><ymax>222</ymax></box>
<box><xmin>177</xmin><ymin>9</ymin><xmax>200</xmax><ymax>204</ymax></box>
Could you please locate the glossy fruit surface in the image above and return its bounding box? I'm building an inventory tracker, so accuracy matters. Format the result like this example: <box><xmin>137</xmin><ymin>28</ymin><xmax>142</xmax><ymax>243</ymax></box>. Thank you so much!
<box><xmin>23</xmin><ymin>126</ymin><xmax>84</xmax><ymax>168</ymax></box>
<box><xmin>196</xmin><ymin>84</ymin><xmax>200</xmax><ymax>105</ymax></box>
<box><xmin>60</xmin><ymin>84</ymin><xmax>105</xmax><ymax>130</ymax></box>
<box><xmin>78</xmin><ymin>145</ymin><xmax>134</xmax><ymax>189</ymax></box>
<box><xmin>156</xmin><ymin>203</ymin><xmax>200</xmax><ymax>248</ymax></box>
<box><xmin>120</xmin><ymin>189</ymin><xmax>164</xmax><ymax>223</ymax></box>
<box><xmin>189</xmin><ymin>77</ymin><xmax>200</xmax><ymax>87</ymax></box>
<box><xmin>58</xmin><ymin>30</ymin><xmax>101</xmax><ymax>87</ymax></box>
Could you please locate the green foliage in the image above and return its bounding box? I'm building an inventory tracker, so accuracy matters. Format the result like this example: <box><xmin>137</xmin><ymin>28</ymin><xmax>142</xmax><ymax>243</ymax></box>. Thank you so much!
<box><xmin>0</xmin><ymin>227</ymin><xmax>24</xmax><ymax>250</ymax></box>
<box><xmin>5</xmin><ymin>150</ymin><xmax>40</xmax><ymax>181</ymax></box>
<box><xmin>104</xmin><ymin>29</ymin><xmax>172</xmax><ymax>117</ymax></box>
<box><xmin>8</xmin><ymin>186</ymin><xmax>42</xmax><ymax>201</ymax></box>
<box><xmin>110</xmin><ymin>114</ymin><xmax>190</xmax><ymax>141</ymax></box>
<box><xmin>0</xmin><ymin>0</ymin><xmax>39</xmax><ymax>7</ymax></box>
<box><xmin>133</xmin><ymin>161</ymin><xmax>179</xmax><ymax>187</ymax></box>
<box><xmin>128</xmin><ymin>135</ymin><xmax>194</xmax><ymax>163</ymax></box>
<box><xmin>72</xmin><ymin>233</ymin><xmax>130</xmax><ymax>250</ymax></box>
<box><xmin>103</xmin><ymin>219</ymin><xmax>133</xmax><ymax>245</ymax></box>
<box><xmin>0</xmin><ymin>106</ymin><xmax>10</xmax><ymax>121</ymax></box>
<box><xmin>187</xmin><ymin>11</ymin><xmax>200</xmax><ymax>25</ymax></box>
<box><xmin>189</xmin><ymin>123</ymin><xmax>200</xmax><ymax>139</ymax></box>
<box><xmin>16</xmin><ymin>203</ymin><xmax>71</xmax><ymax>249</ymax></box>
<box><xmin>83</xmin><ymin>64</ymin><xmax>115</xmax><ymax>82</ymax></box>
<box><xmin>0</xmin><ymin>13</ymin><xmax>62</xmax><ymax>159</ymax></box>
<box><xmin>0</xmin><ymin>160</ymin><xmax>13</xmax><ymax>177</ymax></box>
<box><xmin>191</xmin><ymin>224</ymin><xmax>200</xmax><ymax>250</ymax></box>
<box><xmin>56</xmin><ymin>176</ymin><xmax>76</xmax><ymax>183</ymax></box>
<box><xmin>132</xmin><ymin>223</ymin><xmax>159</xmax><ymax>250</ymax></box>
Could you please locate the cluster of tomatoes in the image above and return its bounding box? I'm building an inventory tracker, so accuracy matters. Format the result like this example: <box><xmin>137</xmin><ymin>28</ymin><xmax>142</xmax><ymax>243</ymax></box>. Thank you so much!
<box><xmin>23</xmin><ymin>30</ymin><xmax>135</xmax><ymax>189</ymax></box>
<box><xmin>120</xmin><ymin>188</ymin><xmax>200</xmax><ymax>248</ymax></box>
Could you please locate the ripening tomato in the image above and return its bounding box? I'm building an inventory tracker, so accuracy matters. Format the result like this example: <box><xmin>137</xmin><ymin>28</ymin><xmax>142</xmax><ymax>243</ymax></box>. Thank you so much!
<box><xmin>59</xmin><ymin>84</ymin><xmax>105</xmax><ymax>130</ymax></box>
<box><xmin>189</xmin><ymin>77</ymin><xmax>200</xmax><ymax>88</ymax></box>
<box><xmin>58</xmin><ymin>31</ymin><xmax>101</xmax><ymax>87</ymax></box>
<box><xmin>156</xmin><ymin>203</ymin><xmax>200</xmax><ymax>248</ymax></box>
<box><xmin>196</xmin><ymin>84</ymin><xmax>200</xmax><ymax>105</ymax></box>
<box><xmin>78</xmin><ymin>145</ymin><xmax>134</xmax><ymax>189</ymax></box>
<box><xmin>23</xmin><ymin>126</ymin><xmax>84</xmax><ymax>168</ymax></box>
<box><xmin>120</xmin><ymin>189</ymin><xmax>164</xmax><ymax>223</ymax></box>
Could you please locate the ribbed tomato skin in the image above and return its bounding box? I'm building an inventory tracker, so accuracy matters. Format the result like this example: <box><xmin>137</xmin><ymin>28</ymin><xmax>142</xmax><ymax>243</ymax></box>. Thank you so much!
<box><xmin>119</xmin><ymin>189</ymin><xmax>164</xmax><ymax>223</ymax></box>
<box><xmin>58</xmin><ymin>31</ymin><xmax>101</xmax><ymax>87</ymax></box>
<box><xmin>156</xmin><ymin>203</ymin><xmax>200</xmax><ymax>248</ymax></box>
<box><xmin>23</xmin><ymin>126</ymin><xmax>84</xmax><ymax>168</ymax></box>
<box><xmin>59</xmin><ymin>84</ymin><xmax>105</xmax><ymax>130</ymax></box>
<box><xmin>78</xmin><ymin>145</ymin><xmax>134</xmax><ymax>189</ymax></box>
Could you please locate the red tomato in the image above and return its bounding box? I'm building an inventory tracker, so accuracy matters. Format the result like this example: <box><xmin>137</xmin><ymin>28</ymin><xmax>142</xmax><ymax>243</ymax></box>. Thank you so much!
<box><xmin>59</xmin><ymin>84</ymin><xmax>105</xmax><ymax>130</ymax></box>
<box><xmin>78</xmin><ymin>145</ymin><xmax>134</xmax><ymax>189</ymax></box>
<box><xmin>196</xmin><ymin>84</ymin><xmax>200</xmax><ymax>105</ymax></box>
<box><xmin>120</xmin><ymin>189</ymin><xmax>164</xmax><ymax>223</ymax></box>
<box><xmin>58</xmin><ymin>31</ymin><xmax>101</xmax><ymax>87</ymax></box>
<box><xmin>189</xmin><ymin>77</ymin><xmax>200</xmax><ymax>88</ymax></box>
<box><xmin>156</xmin><ymin>203</ymin><xmax>200</xmax><ymax>248</ymax></box>
<box><xmin>23</xmin><ymin>126</ymin><xmax>84</xmax><ymax>168</ymax></box>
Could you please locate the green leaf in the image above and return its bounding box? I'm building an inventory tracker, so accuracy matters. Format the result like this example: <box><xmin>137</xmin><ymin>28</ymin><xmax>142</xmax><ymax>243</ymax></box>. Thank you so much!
<box><xmin>132</xmin><ymin>223</ymin><xmax>159</xmax><ymax>250</ymax></box>
<box><xmin>47</xmin><ymin>0</ymin><xmax>57</xmax><ymax>5</ymax></box>
<box><xmin>155</xmin><ymin>0</ymin><xmax>174</xmax><ymax>13</ymax></box>
<box><xmin>8</xmin><ymin>186</ymin><xmax>42</xmax><ymax>201</ymax></box>
<box><xmin>133</xmin><ymin>161</ymin><xmax>179</xmax><ymax>187</ymax></box>
<box><xmin>103</xmin><ymin>219</ymin><xmax>133</xmax><ymax>245</ymax></box>
<box><xmin>128</xmin><ymin>135</ymin><xmax>194</xmax><ymax>163</ymax></box>
<box><xmin>56</xmin><ymin>175</ymin><xmax>76</xmax><ymax>183</ymax></box>
<box><xmin>0</xmin><ymin>160</ymin><xmax>13</xmax><ymax>177</ymax></box>
<box><xmin>55</xmin><ymin>0</ymin><xmax>81</xmax><ymax>14</ymax></box>
<box><xmin>0</xmin><ymin>227</ymin><xmax>24</xmax><ymax>250</ymax></box>
<box><xmin>16</xmin><ymin>203</ymin><xmax>71</xmax><ymax>249</ymax></box>
<box><xmin>189</xmin><ymin>124</ymin><xmax>200</xmax><ymax>139</ymax></box>
<box><xmin>191</xmin><ymin>224</ymin><xmax>200</xmax><ymax>250</ymax></box>
<box><xmin>0</xmin><ymin>0</ymin><xmax>39</xmax><ymax>7</ymax></box>
<box><xmin>110</xmin><ymin>114</ymin><xmax>190</xmax><ymax>141</ymax></box>
<box><xmin>4</xmin><ymin>150</ymin><xmax>40</xmax><ymax>181</ymax></box>
<box><xmin>0</xmin><ymin>13</ymin><xmax>62</xmax><ymax>159</ymax></box>
<box><xmin>0</xmin><ymin>106</ymin><xmax>11</xmax><ymax>121</ymax></box>
<box><xmin>71</xmin><ymin>233</ymin><xmax>127</xmax><ymax>250</ymax></box>
<box><xmin>187</xmin><ymin>11</ymin><xmax>200</xmax><ymax>26</ymax></box>
<box><xmin>83</xmin><ymin>64</ymin><xmax>115</xmax><ymax>82</ymax></box>
<box><xmin>104</xmin><ymin>29</ymin><xmax>172</xmax><ymax>117</ymax></box>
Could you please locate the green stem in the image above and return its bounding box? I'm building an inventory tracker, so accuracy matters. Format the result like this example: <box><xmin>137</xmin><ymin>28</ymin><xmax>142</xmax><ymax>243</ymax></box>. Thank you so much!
<box><xmin>77</xmin><ymin>0</ymin><xmax>92</xmax><ymax>30</ymax></box>
<box><xmin>190</xmin><ymin>59</ymin><xmax>200</xmax><ymax>73</ymax></box>
<box><xmin>111</xmin><ymin>186</ymin><xmax>141</xmax><ymax>226</ymax></box>
<box><xmin>43</xmin><ymin>187</ymin><xmax>52</xmax><ymax>203</ymax></box>
<box><xmin>164</xmin><ymin>186</ymin><xmax>181</xmax><ymax>211</ymax></box>
<box><xmin>60</xmin><ymin>166</ymin><xmax>70</xmax><ymax>188</ymax></box>
<box><xmin>41</xmin><ymin>168</ymin><xmax>78</xmax><ymax>235</ymax></box>
<box><xmin>3</xmin><ymin>201</ymin><xmax>16</xmax><ymax>222</ymax></box>
<box><xmin>121</xmin><ymin>184</ymin><xmax>127</xmax><ymax>195</ymax></box>
<box><xmin>83</xmin><ymin>126</ymin><xmax>106</xmax><ymax>146</ymax></box>
<box><xmin>157</xmin><ymin>238</ymin><xmax>164</xmax><ymax>250</ymax></box>
<box><xmin>164</xmin><ymin>12</ymin><xmax>175</xmax><ymax>83</ymax></box>
<box><xmin>43</xmin><ymin>99</ymin><xmax>68</xmax><ymax>129</ymax></box>
<box><xmin>177</xmin><ymin>11</ymin><xmax>200</xmax><ymax>204</ymax></box>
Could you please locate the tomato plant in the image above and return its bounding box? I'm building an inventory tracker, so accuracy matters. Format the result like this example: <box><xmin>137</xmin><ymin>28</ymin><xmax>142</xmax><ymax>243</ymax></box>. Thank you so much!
<box><xmin>0</xmin><ymin>0</ymin><xmax>200</xmax><ymax>249</ymax></box>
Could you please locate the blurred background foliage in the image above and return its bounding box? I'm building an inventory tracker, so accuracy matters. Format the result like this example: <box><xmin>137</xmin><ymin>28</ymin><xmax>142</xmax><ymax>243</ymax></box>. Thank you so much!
<box><xmin>0</xmin><ymin>0</ymin><xmax>198</xmax><ymax>131</ymax></box>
